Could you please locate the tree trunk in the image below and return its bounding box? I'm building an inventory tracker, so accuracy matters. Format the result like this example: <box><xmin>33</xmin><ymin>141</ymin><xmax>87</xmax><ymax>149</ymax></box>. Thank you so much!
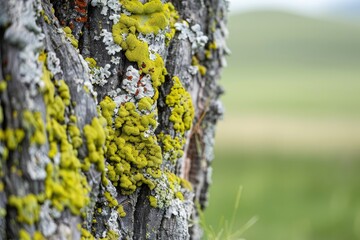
<box><xmin>0</xmin><ymin>0</ymin><xmax>228</xmax><ymax>239</ymax></box>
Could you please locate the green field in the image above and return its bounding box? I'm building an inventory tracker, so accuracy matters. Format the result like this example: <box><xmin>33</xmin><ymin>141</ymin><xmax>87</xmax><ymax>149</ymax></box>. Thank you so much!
<box><xmin>222</xmin><ymin>11</ymin><xmax>360</xmax><ymax>116</ymax></box>
<box><xmin>206</xmin><ymin>149</ymin><xmax>360</xmax><ymax>240</ymax></box>
<box><xmin>204</xmin><ymin>11</ymin><xmax>360</xmax><ymax>240</ymax></box>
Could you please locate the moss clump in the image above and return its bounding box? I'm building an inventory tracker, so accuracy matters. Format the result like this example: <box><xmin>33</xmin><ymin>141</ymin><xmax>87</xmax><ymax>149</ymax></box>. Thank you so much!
<box><xmin>8</xmin><ymin>194</ymin><xmax>40</xmax><ymax>225</ymax></box>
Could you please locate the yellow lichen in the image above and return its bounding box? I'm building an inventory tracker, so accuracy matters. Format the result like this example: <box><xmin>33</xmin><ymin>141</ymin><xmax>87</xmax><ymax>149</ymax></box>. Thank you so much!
<box><xmin>137</xmin><ymin>97</ymin><xmax>154</xmax><ymax>112</ymax></box>
<box><xmin>158</xmin><ymin>133</ymin><xmax>185</xmax><ymax>162</ymax></box>
<box><xmin>148</xmin><ymin>195</ymin><xmax>157</xmax><ymax>208</ymax></box>
<box><xmin>81</xmin><ymin>228</ymin><xmax>95</xmax><ymax>240</ymax></box>
<box><xmin>19</xmin><ymin>229</ymin><xmax>31</xmax><ymax>240</ymax></box>
<box><xmin>85</xmin><ymin>57</ymin><xmax>97</xmax><ymax>69</ymax></box>
<box><xmin>99</xmin><ymin>97</ymin><xmax>161</xmax><ymax>195</ymax></box>
<box><xmin>8</xmin><ymin>194</ymin><xmax>40</xmax><ymax>225</ymax></box>
<box><xmin>63</xmin><ymin>27</ymin><xmax>79</xmax><ymax>48</ymax></box>
<box><xmin>117</xmin><ymin>205</ymin><xmax>126</xmax><ymax>217</ymax></box>
<box><xmin>112</xmin><ymin>0</ymin><xmax>178</xmax><ymax>96</ymax></box>
<box><xmin>166</xmin><ymin>76</ymin><xmax>194</xmax><ymax>134</ymax></box>
<box><xmin>34</xmin><ymin>231</ymin><xmax>45</xmax><ymax>240</ymax></box>
<box><xmin>0</xmin><ymin>128</ymin><xmax>25</xmax><ymax>150</ymax></box>
<box><xmin>0</xmin><ymin>81</ymin><xmax>7</xmax><ymax>92</ymax></box>
<box><xmin>38</xmin><ymin>52</ymin><xmax>91</xmax><ymax>216</ymax></box>
<box><xmin>23</xmin><ymin>111</ymin><xmax>46</xmax><ymax>145</ymax></box>
<box><xmin>83</xmin><ymin>117</ymin><xmax>107</xmax><ymax>172</ymax></box>
<box><xmin>192</xmin><ymin>56</ymin><xmax>207</xmax><ymax>76</ymax></box>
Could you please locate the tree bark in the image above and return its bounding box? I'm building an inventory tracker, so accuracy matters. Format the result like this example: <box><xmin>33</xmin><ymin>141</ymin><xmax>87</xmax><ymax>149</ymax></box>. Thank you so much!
<box><xmin>0</xmin><ymin>0</ymin><xmax>228</xmax><ymax>239</ymax></box>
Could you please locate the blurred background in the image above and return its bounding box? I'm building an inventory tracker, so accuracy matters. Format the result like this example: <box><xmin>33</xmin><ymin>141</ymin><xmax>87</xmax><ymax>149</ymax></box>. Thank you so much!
<box><xmin>204</xmin><ymin>0</ymin><xmax>360</xmax><ymax>239</ymax></box>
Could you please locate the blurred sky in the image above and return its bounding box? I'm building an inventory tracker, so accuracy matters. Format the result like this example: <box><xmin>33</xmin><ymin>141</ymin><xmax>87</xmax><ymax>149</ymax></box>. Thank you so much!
<box><xmin>228</xmin><ymin>0</ymin><xmax>342</xmax><ymax>15</ymax></box>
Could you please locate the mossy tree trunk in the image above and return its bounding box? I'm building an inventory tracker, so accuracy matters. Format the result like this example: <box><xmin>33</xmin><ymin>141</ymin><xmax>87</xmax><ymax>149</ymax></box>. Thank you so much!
<box><xmin>0</xmin><ymin>0</ymin><xmax>228</xmax><ymax>239</ymax></box>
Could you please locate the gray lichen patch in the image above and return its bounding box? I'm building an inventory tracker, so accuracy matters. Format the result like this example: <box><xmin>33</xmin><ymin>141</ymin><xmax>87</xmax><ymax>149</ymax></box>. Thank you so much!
<box><xmin>4</xmin><ymin>0</ymin><xmax>45</xmax><ymax>97</ymax></box>
<box><xmin>174</xmin><ymin>21</ymin><xmax>208</xmax><ymax>54</ymax></box>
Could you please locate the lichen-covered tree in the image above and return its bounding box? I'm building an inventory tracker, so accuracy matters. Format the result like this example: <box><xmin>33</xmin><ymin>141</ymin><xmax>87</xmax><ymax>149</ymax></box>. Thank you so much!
<box><xmin>0</xmin><ymin>0</ymin><xmax>228</xmax><ymax>239</ymax></box>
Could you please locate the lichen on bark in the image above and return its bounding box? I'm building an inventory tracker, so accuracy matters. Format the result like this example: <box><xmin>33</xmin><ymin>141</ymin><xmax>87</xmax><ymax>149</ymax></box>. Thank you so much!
<box><xmin>0</xmin><ymin>0</ymin><xmax>228</xmax><ymax>239</ymax></box>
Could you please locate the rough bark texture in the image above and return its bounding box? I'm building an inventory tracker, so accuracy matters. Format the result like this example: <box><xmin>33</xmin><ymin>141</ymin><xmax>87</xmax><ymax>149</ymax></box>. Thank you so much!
<box><xmin>0</xmin><ymin>0</ymin><xmax>228</xmax><ymax>239</ymax></box>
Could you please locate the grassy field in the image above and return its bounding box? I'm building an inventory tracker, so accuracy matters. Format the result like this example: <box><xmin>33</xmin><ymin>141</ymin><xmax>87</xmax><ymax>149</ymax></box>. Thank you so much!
<box><xmin>222</xmin><ymin>11</ymin><xmax>360</xmax><ymax>116</ymax></box>
<box><xmin>206</xmin><ymin>148</ymin><xmax>360</xmax><ymax>240</ymax></box>
<box><xmin>204</xmin><ymin>11</ymin><xmax>360</xmax><ymax>240</ymax></box>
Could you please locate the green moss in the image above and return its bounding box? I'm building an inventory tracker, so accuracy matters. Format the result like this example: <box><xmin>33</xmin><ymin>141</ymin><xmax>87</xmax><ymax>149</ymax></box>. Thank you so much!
<box><xmin>8</xmin><ymin>194</ymin><xmax>40</xmax><ymax>225</ymax></box>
